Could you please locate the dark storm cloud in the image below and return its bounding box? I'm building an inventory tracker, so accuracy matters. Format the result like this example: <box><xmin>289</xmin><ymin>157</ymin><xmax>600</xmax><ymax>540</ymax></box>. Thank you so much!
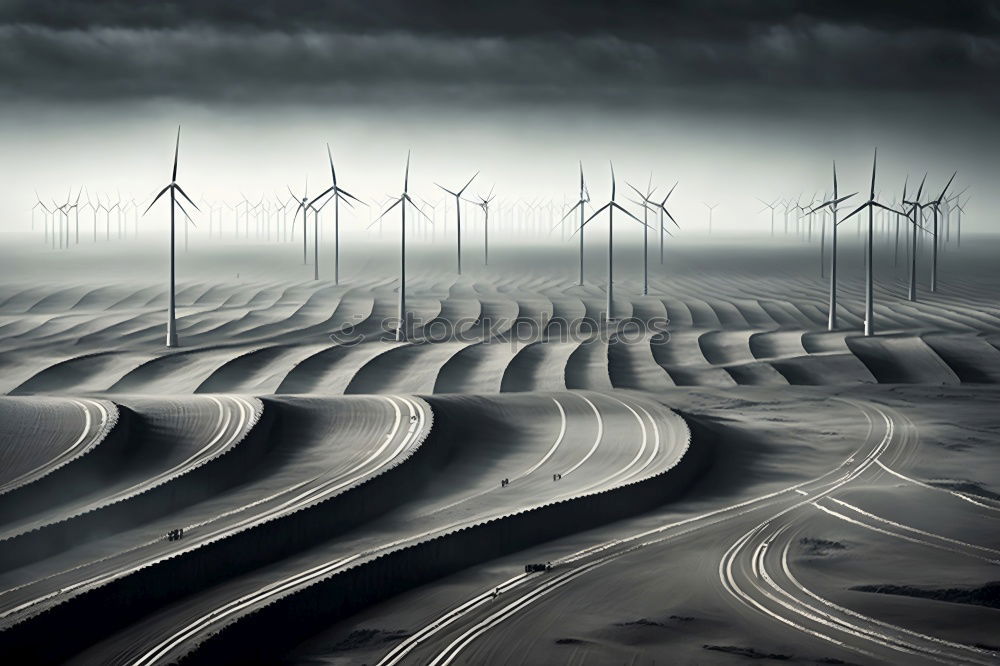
<box><xmin>0</xmin><ymin>1</ymin><xmax>997</xmax><ymax>106</ymax></box>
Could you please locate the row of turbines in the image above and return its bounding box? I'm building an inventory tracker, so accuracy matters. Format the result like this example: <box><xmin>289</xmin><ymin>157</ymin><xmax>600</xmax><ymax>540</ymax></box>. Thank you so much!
<box><xmin>32</xmin><ymin>180</ymin><xmax>657</xmax><ymax>252</ymax></box>
<box><xmin>794</xmin><ymin>151</ymin><xmax>966</xmax><ymax>337</ymax></box>
<box><xmin>30</xmin><ymin>129</ymin><xmax>969</xmax><ymax>348</ymax></box>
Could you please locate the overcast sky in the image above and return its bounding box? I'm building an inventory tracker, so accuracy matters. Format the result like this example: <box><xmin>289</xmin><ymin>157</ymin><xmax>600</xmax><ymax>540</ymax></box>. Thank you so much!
<box><xmin>2</xmin><ymin>1</ymin><xmax>996</xmax><ymax>234</ymax></box>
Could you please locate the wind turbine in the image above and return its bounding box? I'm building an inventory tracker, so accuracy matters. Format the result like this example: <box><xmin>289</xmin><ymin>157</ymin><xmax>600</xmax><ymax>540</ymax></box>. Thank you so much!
<box><xmin>80</xmin><ymin>189</ymin><xmax>97</xmax><ymax>242</ymax></box>
<box><xmin>289</xmin><ymin>179</ymin><xmax>311</xmax><ymax>266</ymax></box>
<box><xmin>52</xmin><ymin>190</ymin><xmax>71</xmax><ymax>250</ymax></box>
<box><xmin>703</xmin><ymin>202</ymin><xmax>718</xmax><ymax>234</ymax></box>
<box><xmin>627</xmin><ymin>177</ymin><xmax>657</xmax><ymax>295</ymax></box>
<box><xmin>467</xmin><ymin>187</ymin><xmax>496</xmax><ymax>266</ymax></box>
<box><xmin>757</xmin><ymin>198</ymin><xmax>778</xmax><ymax>236</ymax></box>
<box><xmin>954</xmin><ymin>195</ymin><xmax>969</xmax><ymax>247</ymax></box>
<box><xmin>925</xmin><ymin>172</ymin><xmax>957</xmax><ymax>293</ymax></box>
<box><xmin>95</xmin><ymin>195</ymin><xmax>110</xmax><ymax>241</ymax></box>
<box><xmin>650</xmin><ymin>184</ymin><xmax>679</xmax><ymax>265</ymax></box>
<box><xmin>68</xmin><ymin>188</ymin><xmax>82</xmax><ymax>245</ymax></box>
<box><xmin>143</xmin><ymin>126</ymin><xmax>200</xmax><ymax>348</ymax></box>
<box><xmin>807</xmin><ymin>162</ymin><xmax>855</xmax><ymax>331</ymax></box>
<box><xmin>840</xmin><ymin>149</ymin><xmax>900</xmax><ymax>337</ymax></box>
<box><xmin>309</xmin><ymin>144</ymin><xmax>365</xmax><ymax>285</ymax></box>
<box><xmin>436</xmin><ymin>170</ymin><xmax>478</xmax><ymax>275</ymax></box>
<box><xmin>31</xmin><ymin>191</ymin><xmax>51</xmax><ymax>239</ymax></box>
<box><xmin>557</xmin><ymin>163</ymin><xmax>590</xmax><ymax>285</ymax></box>
<box><xmin>577</xmin><ymin>163</ymin><xmax>649</xmax><ymax>321</ymax></box>
<box><xmin>371</xmin><ymin>152</ymin><xmax>431</xmax><ymax>341</ymax></box>
<box><xmin>902</xmin><ymin>174</ymin><xmax>927</xmax><ymax>302</ymax></box>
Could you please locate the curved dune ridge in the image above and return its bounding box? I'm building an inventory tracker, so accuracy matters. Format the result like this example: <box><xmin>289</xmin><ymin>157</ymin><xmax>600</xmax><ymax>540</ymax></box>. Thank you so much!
<box><xmin>0</xmin><ymin>397</ymin><xmax>117</xmax><ymax>497</ymax></box>
<box><xmin>2</xmin><ymin>270</ymin><xmax>1000</xmax><ymax>395</ymax></box>
<box><xmin>0</xmin><ymin>391</ymin><xmax>698</xmax><ymax>664</ymax></box>
<box><xmin>0</xmin><ymin>395</ymin><xmax>263</xmax><ymax>572</ymax></box>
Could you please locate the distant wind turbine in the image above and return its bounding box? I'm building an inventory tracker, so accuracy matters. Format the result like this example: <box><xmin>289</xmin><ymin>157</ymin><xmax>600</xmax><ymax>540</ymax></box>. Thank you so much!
<box><xmin>577</xmin><ymin>163</ymin><xmax>649</xmax><ymax>321</ymax></box>
<box><xmin>925</xmin><ymin>172</ymin><xmax>956</xmax><ymax>293</ymax></box>
<box><xmin>467</xmin><ymin>187</ymin><xmax>496</xmax><ymax>266</ymax></box>
<box><xmin>627</xmin><ymin>176</ymin><xmax>657</xmax><ymax>295</ymax></box>
<box><xmin>953</xmin><ymin>195</ymin><xmax>969</xmax><ymax>247</ymax></box>
<box><xmin>371</xmin><ymin>152</ymin><xmax>431</xmax><ymax>341</ymax></box>
<box><xmin>436</xmin><ymin>170</ymin><xmax>478</xmax><ymax>275</ymax></box>
<box><xmin>807</xmin><ymin>162</ymin><xmax>855</xmax><ymax>331</ymax></box>
<box><xmin>557</xmin><ymin>163</ymin><xmax>590</xmax><ymax>285</ymax></box>
<box><xmin>143</xmin><ymin>126</ymin><xmax>200</xmax><ymax>348</ymax></box>
<box><xmin>901</xmin><ymin>174</ymin><xmax>928</xmax><ymax>302</ymax></box>
<box><xmin>649</xmin><ymin>184</ymin><xmax>679</xmax><ymax>265</ymax></box>
<box><xmin>31</xmin><ymin>191</ymin><xmax>51</xmax><ymax>239</ymax></box>
<box><xmin>289</xmin><ymin>179</ymin><xmax>312</xmax><ymax>266</ymax></box>
<box><xmin>703</xmin><ymin>202</ymin><xmax>718</xmax><ymax>234</ymax></box>
<box><xmin>757</xmin><ymin>198</ymin><xmax>778</xmax><ymax>236</ymax></box>
<box><xmin>840</xmin><ymin>149</ymin><xmax>900</xmax><ymax>337</ymax></box>
<box><xmin>310</xmin><ymin>144</ymin><xmax>365</xmax><ymax>285</ymax></box>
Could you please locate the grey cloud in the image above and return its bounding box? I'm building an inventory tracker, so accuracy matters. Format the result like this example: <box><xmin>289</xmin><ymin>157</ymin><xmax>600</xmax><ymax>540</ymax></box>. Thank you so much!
<box><xmin>0</xmin><ymin>2</ymin><xmax>996</xmax><ymax>109</ymax></box>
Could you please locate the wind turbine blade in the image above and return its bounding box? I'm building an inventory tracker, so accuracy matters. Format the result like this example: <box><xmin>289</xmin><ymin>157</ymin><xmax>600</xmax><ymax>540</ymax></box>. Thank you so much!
<box><xmin>405</xmin><ymin>194</ymin><xmax>433</xmax><ymax>223</ymax></box>
<box><xmin>627</xmin><ymin>183</ymin><xmax>649</xmax><ymax>203</ymax></box>
<box><xmin>558</xmin><ymin>201</ymin><xmax>583</xmax><ymax>223</ymax></box>
<box><xmin>610</xmin><ymin>202</ymin><xmax>649</xmax><ymax>228</ymax></box>
<box><xmin>142</xmin><ymin>185</ymin><xmax>171</xmax><ymax>216</ymax></box>
<box><xmin>404</xmin><ymin>151</ymin><xmax>411</xmax><ymax>192</ymax></box>
<box><xmin>578</xmin><ymin>202</ymin><xmax>611</xmax><ymax>229</ymax></box>
<box><xmin>915</xmin><ymin>172</ymin><xmax>927</xmax><ymax>201</ymax></box>
<box><xmin>946</xmin><ymin>185</ymin><xmax>969</xmax><ymax>202</ymax></box>
<box><xmin>936</xmin><ymin>171</ymin><xmax>957</xmax><ymax>204</ymax></box>
<box><xmin>327</xmin><ymin>143</ymin><xmax>337</xmax><ymax>184</ymax></box>
<box><xmin>308</xmin><ymin>186</ymin><xmax>335</xmax><ymax>208</ymax></box>
<box><xmin>833</xmin><ymin>192</ymin><xmax>857</xmax><ymax>206</ymax></box>
<box><xmin>174</xmin><ymin>184</ymin><xmax>201</xmax><ymax>211</ymax></box>
<box><xmin>840</xmin><ymin>202</ymin><xmax>868</xmax><ymax>223</ymax></box>
<box><xmin>662</xmin><ymin>181</ymin><xmax>678</xmax><ymax>203</ymax></box>
<box><xmin>436</xmin><ymin>184</ymin><xmax>459</xmax><ymax>197</ymax></box>
<box><xmin>175</xmin><ymin>200</ymin><xmax>195</xmax><ymax>224</ymax></box>
<box><xmin>337</xmin><ymin>187</ymin><xmax>367</xmax><ymax>206</ymax></box>
<box><xmin>290</xmin><ymin>204</ymin><xmax>304</xmax><ymax>228</ymax></box>
<box><xmin>872</xmin><ymin>202</ymin><xmax>902</xmax><ymax>216</ymax></box>
<box><xmin>869</xmin><ymin>147</ymin><xmax>877</xmax><ymax>200</ymax></box>
<box><xmin>832</xmin><ymin>161</ymin><xmax>838</xmax><ymax>198</ymax></box>
<box><xmin>458</xmin><ymin>171</ymin><xmax>479</xmax><ymax>195</ymax></box>
<box><xmin>173</xmin><ymin>126</ymin><xmax>181</xmax><ymax>182</ymax></box>
<box><xmin>370</xmin><ymin>197</ymin><xmax>402</xmax><ymax>227</ymax></box>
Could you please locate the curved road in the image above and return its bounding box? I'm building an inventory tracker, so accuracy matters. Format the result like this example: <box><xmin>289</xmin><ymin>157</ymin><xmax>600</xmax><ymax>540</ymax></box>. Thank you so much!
<box><xmin>381</xmin><ymin>400</ymin><xmax>1000</xmax><ymax>666</ymax></box>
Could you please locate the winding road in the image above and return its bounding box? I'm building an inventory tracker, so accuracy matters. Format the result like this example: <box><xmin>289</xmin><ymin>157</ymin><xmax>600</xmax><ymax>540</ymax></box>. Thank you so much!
<box><xmin>381</xmin><ymin>400</ymin><xmax>1000</xmax><ymax>666</ymax></box>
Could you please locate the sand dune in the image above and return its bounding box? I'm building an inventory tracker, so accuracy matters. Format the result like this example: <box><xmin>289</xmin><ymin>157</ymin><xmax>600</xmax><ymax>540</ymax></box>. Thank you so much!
<box><xmin>0</xmin><ymin>397</ymin><xmax>116</xmax><ymax>496</ymax></box>
<box><xmin>4</xmin><ymin>264</ymin><xmax>1000</xmax><ymax>396</ymax></box>
<box><xmin>1</xmin><ymin>392</ymin><xmax>693</xmax><ymax>665</ymax></box>
<box><xmin>2</xmin><ymin>243</ymin><xmax>1000</xmax><ymax>664</ymax></box>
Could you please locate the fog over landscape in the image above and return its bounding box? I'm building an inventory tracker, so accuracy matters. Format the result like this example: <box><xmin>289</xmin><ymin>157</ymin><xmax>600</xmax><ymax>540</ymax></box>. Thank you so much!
<box><xmin>0</xmin><ymin>3</ymin><xmax>999</xmax><ymax>666</ymax></box>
